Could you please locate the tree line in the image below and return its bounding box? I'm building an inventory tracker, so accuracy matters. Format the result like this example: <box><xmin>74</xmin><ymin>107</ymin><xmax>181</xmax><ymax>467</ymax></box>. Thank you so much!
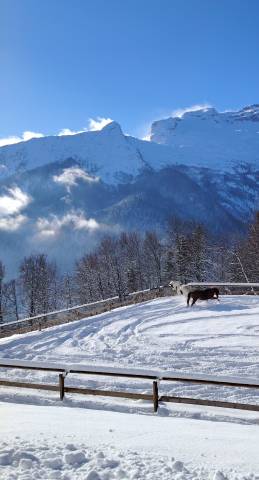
<box><xmin>1</xmin><ymin>212</ymin><xmax>259</xmax><ymax>323</ymax></box>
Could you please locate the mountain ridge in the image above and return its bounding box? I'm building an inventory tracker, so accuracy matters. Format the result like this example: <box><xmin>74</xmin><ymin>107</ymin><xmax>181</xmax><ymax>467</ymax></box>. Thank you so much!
<box><xmin>1</xmin><ymin>104</ymin><xmax>259</xmax><ymax>273</ymax></box>
<box><xmin>150</xmin><ymin>104</ymin><xmax>259</xmax><ymax>171</ymax></box>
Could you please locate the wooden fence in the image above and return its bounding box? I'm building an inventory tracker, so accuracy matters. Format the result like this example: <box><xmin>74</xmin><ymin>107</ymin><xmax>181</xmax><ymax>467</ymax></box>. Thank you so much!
<box><xmin>0</xmin><ymin>286</ymin><xmax>172</xmax><ymax>338</ymax></box>
<box><xmin>1</xmin><ymin>359</ymin><xmax>259</xmax><ymax>414</ymax></box>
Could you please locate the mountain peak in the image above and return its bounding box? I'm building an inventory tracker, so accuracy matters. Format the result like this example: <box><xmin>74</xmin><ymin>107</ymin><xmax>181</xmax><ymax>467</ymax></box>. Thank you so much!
<box><xmin>179</xmin><ymin>107</ymin><xmax>218</xmax><ymax>119</ymax></box>
<box><xmin>233</xmin><ymin>104</ymin><xmax>259</xmax><ymax>121</ymax></box>
<box><xmin>101</xmin><ymin>121</ymin><xmax>123</xmax><ymax>135</ymax></box>
<box><xmin>150</xmin><ymin>103</ymin><xmax>259</xmax><ymax>170</ymax></box>
<box><xmin>240</xmin><ymin>104</ymin><xmax>259</xmax><ymax>112</ymax></box>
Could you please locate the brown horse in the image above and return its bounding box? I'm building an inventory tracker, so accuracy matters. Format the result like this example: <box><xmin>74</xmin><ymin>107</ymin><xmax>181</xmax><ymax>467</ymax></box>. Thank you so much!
<box><xmin>187</xmin><ymin>287</ymin><xmax>219</xmax><ymax>307</ymax></box>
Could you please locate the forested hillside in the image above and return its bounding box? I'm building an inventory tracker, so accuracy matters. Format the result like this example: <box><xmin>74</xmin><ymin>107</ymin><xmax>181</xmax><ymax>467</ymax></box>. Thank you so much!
<box><xmin>1</xmin><ymin>212</ymin><xmax>259</xmax><ymax>323</ymax></box>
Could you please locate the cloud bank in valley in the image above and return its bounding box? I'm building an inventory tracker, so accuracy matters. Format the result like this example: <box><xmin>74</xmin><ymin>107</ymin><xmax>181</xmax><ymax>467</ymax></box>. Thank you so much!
<box><xmin>36</xmin><ymin>211</ymin><xmax>100</xmax><ymax>239</ymax></box>
<box><xmin>0</xmin><ymin>187</ymin><xmax>31</xmax><ymax>231</ymax></box>
<box><xmin>53</xmin><ymin>167</ymin><xmax>99</xmax><ymax>192</ymax></box>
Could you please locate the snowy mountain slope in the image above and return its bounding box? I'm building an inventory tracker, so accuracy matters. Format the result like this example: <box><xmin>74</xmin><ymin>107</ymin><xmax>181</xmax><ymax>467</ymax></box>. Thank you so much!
<box><xmin>3</xmin><ymin>104</ymin><xmax>259</xmax><ymax>187</ymax></box>
<box><xmin>3</xmin><ymin>156</ymin><xmax>257</xmax><ymax>236</ymax></box>
<box><xmin>1</xmin><ymin>156</ymin><xmax>259</xmax><ymax>274</ymax></box>
<box><xmin>0</xmin><ymin>121</ymin><xmax>176</xmax><ymax>184</ymax></box>
<box><xmin>151</xmin><ymin>105</ymin><xmax>259</xmax><ymax>170</ymax></box>
<box><xmin>178</xmin><ymin>163</ymin><xmax>259</xmax><ymax>225</ymax></box>
<box><xmin>1</xmin><ymin>104</ymin><xmax>259</xmax><ymax>186</ymax></box>
<box><xmin>1</xmin><ymin>105</ymin><xmax>259</xmax><ymax>273</ymax></box>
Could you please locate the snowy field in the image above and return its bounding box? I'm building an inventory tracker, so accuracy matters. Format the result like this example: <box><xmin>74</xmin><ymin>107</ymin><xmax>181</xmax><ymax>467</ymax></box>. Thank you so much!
<box><xmin>1</xmin><ymin>295</ymin><xmax>259</xmax><ymax>479</ymax></box>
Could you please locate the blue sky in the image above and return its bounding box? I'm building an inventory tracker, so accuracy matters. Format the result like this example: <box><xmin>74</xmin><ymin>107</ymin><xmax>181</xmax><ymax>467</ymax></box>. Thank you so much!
<box><xmin>1</xmin><ymin>0</ymin><xmax>259</xmax><ymax>141</ymax></box>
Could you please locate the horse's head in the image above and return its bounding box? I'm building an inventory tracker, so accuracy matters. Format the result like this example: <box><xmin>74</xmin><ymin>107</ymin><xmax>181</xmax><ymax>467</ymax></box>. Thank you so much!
<box><xmin>169</xmin><ymin>281</ymin><xmax>184</xmax><ymax>294</ymax></box>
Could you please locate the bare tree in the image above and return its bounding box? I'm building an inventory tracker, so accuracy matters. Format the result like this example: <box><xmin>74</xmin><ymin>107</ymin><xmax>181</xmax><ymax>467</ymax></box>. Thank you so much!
<box><xmin>144</xmin><ymin>231</ymin><xmax>163</xmax><ymax>287</ymax></box>
<box><xmin>0</xmin><ymin>261</ymin><xmax>5</xmax><ymax>323</ymax></box>
<box><xmin>3</xmin><ymin>279</ymin><xmax>19</xmax><ymax>321</ymax></box>
<box><xmin>62</xmin><ymin>273</ymin><xmax>75</xmax><ymax>308</ymax></box>
<box><xmin>20</xmin><ymin>254</ymin><xmax>58</xmax><ymax>316</ymax></box>
<box><xmin>122</xmin><ymin>232</ymin><xmax>144</xmax><ymax>292</ymax></box>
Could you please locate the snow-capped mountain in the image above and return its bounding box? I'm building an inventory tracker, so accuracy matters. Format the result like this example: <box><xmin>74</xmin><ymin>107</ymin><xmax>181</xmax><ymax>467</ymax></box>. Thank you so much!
<box><xmin>0</xmin><ymin>121</ymin><xmax>176</xmax><ymax>184</ymax></box>
<box><xmin>1</xmin><ymin>104</ymin><xmax>259</xmax><ymax>184</ymax></box>
<box><xmin>151</xmin><ymin>105</ymin><xmax>259</xmax><ymax>170</ymax></box>
<box><xmin>1</xmin><ymin>105</ymin><xmax>259</xmax><ymax>274</ymax></box>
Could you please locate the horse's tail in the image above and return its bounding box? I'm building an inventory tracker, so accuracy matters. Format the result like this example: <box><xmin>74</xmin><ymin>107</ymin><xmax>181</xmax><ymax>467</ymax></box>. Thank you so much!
<box><xmin>187</xmin><ymin>292</ymin><xmax>191</xmax><ymax>306</ymax></box>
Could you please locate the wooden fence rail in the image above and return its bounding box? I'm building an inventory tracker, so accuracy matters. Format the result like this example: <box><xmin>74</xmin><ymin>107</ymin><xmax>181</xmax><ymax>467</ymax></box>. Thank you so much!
<box><xmin>0</xmin><ymin>360</ymin><xmax>259</xmax><ymax>414</ymax></box>
<box><xmin>0</xmin><ymin>286</ymin><xmax>172</xmax><ymax>339</ymax></box>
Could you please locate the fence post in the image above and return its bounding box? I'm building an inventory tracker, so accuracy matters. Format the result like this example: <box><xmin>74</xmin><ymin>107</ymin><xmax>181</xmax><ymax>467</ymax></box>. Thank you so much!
<box><xmin>59</xmin><ymin>374</ymin><xmax>65</xmax><ymax>400</ymax></box>
<box><xmin>153</xmin><ymin>380</ymin><xmax>159</xmax><ymax>413</ymax></box>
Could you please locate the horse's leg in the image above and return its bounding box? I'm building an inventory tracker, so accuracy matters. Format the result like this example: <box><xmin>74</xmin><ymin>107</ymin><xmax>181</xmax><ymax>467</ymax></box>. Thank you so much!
<box><xmin>191</xmin><ymin>297</ymin><xmax>197</xmax><ymax>306</ymax></box>
<box><xmin>215</xmin><ymin>292</ymin><xmax>220</xmax><ymax>302</ymax></box>
<box><xmin>187</xmin><ymin>292</ymin><xmax>191</xmax><ymax>306</ymax></box>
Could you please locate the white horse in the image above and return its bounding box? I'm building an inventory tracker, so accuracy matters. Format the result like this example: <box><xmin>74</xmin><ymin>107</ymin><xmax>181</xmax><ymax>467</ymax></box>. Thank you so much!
<box><xmin>169</xmin><ymin>280</ymin><xmax>191</xmax><ymax>297</ymax></box>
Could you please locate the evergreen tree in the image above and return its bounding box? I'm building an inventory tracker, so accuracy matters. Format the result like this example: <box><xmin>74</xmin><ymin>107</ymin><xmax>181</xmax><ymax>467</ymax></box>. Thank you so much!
<box><xmin>189</xmin><ymin>225</ymin><xmax>209</xmax><ymax>281</ymax></box>
<box><xmin>174</xmin><ymin>234</ymin><xmax>192</xmax><ymax>283</ymax></box>
<box><xmin>245</xmin><ymin>212</ymin><xmax>259</xmax><ymax>281</ymax></box>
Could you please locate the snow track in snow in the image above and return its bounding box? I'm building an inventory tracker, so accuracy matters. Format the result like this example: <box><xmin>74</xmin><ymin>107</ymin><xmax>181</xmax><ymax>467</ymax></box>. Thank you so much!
<box><xmin>1</xmin><ymin>295</ymin><xmax>259</xmax><ymax>416</ymax></box>
<box><xmin>1</xmin><ymin>296</ymin><xmax>259</xmax><ymax>479</ymax></box>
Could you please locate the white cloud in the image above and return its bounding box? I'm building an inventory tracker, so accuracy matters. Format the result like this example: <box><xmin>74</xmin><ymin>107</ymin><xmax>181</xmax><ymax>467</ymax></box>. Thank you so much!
<box><xmin>88</xmin><ymin>117</ymin><xmax>113</xmax><ymax>131</ymax></box>
<box><xmin>57</xmin><ymin>128</ymin><xmax>85</xmax><ymax>136</ymax></box>
<box><xmin>172</xmin><ymin>103</ymin><xmax>212</xmax><ymax>118</ymax></box>
<box><xmin>22</xmin><ymin>131</ymin><xmax>44</xmax><ymax>141</ymax></box>
<box><xmin>0</xmin><ymin>214</ymin><xmax>27</xmax><ymax>231</ymax></box>
<box><xmin>0</xmin><ymin>187</ymin><xmax>31</xmax><ymax>232</ymax></box>
<box><xmin>53</xmin><ymin>167</ymin><xmax>99</xmax><ymax>189</ymax></box>
<box><xmin>57</xmin><ymin>118</ymin><xmax>113</xmax><ymax>136</ymax></box>
<box><xmin>0</xmin><ymin>131</ymin><xmax>44</xmax><ymax>147</ymax></box>
<box><xmin>0</xmin><ymin>187</ymin><xmax>31</xmax><ymax>216</ymax></box>
<box><xmin>0</xmin><ymin>117</ymin><xmax>114</xmax><ymax>146</ymax></box>
<box><xmin>73</xmin><ymin>216</ymin><xmax>99</xmax><ymax>230</ymax></box>
<box><xmin>0</xmin><ymin>136</ymin><xmax>21</xmax><ymax>147</ymax></box>
<box><xmin>142</xmin><ymin>133</ymin><xmax>151</xmax><ymax>141</ymax></box>
<box><xmin>36</xmin><ymin>211</ymin><xmax>99</xmax><ymax>238</ymax></box>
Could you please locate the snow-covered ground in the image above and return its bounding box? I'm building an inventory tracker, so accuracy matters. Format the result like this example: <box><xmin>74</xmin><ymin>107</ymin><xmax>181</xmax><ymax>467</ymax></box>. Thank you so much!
<box><xmin>1</xmin><ymin>295</ymin><xmax>259</xmax><ymax>479</ymax></box>
<box><xmin>1</xmin><ymin>402</ymin><xmax>259</xmax><ymax>480</ymax></box>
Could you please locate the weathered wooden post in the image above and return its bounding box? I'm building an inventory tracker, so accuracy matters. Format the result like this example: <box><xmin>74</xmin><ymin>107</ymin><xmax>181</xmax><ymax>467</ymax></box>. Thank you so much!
<box><xmin>153</xmin><ymin>380</ymin><xmax>159</xmax><ymax>413</ymax></box>
<box><xmin>59</xmin><ymin>374</ymin><xmax>65</xmax><ymax>400</ymax></box>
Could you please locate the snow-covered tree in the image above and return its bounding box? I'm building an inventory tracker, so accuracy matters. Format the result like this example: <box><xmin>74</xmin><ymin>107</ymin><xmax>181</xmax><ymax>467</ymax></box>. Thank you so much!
<box><xmin>0</xmin><ymin>261</ymin><xmax>5</xmax><ymax>323</ymax></box>
<box><xmin>174</xmin><ymin>233</ymin><xmax>192</xmax><ymax>283</ymax></box>
<box><xmin>143</xmin><ymin>231</ymin><xmax>163</xmax><ymax>287</ymax></box>
<box><xmin>189</xmin><ymin>225</ymin><xmax>209</xmax><ymax>281</ymax></box>
<box><xmin>19</xmin><ymin>254</ymin><xmax>58</xmax><ymax>316</ymax></box>
<box><xmin>3</xmin><ymin>279</ymin><xmax>19</xmax><ymax>321</ymax></box>
<box><xmin>119</xmin><ymin>232</ymin><xmax>144</xmax><ymax>292</ymax></box>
